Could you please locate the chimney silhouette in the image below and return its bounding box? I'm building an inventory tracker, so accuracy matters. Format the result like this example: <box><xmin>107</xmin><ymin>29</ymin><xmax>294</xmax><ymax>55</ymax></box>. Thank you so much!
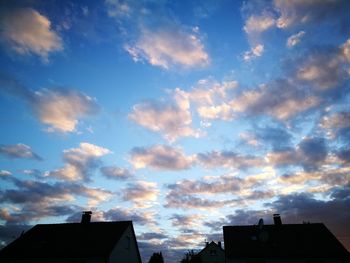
<box><xmin>218</xmin><ymin>241</ymin><xmax>222</xmax><ymax>249</ymax></box>
<box><xmin>273</xmin><ymin>213</ymin><xmax>282</xmax><ymax>226</ymax></box>
<box><xmin>81</xmin><ymin>211</ymin><xmax>92</xmax><ymax>224</ymax></box>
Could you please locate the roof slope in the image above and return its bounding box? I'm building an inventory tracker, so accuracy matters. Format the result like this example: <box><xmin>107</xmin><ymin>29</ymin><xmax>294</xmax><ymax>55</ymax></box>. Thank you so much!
<box><xmin>223</xmin><ymin>223</ymin><xmax>349</xmax><ymax>259</ymax></box>
<box><xmin>0</xmin><ymin>221</ymin><xmax>131</xmax><ymax>260</ymax></box>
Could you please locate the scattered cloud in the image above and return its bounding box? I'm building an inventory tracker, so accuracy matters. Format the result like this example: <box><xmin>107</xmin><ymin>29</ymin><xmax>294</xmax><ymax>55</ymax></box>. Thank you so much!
<box><xmin>125</xmin><ymin>27</ymin><xmax>209</xmax><ymax>69</ymax></box>
<box><xmin>46</xmin><ymin>142</ymin><xmax>111</xmax><ymax>181</ymax></box>
<box><xmin>100</xmin><ymin>166</ymin><xmax>133</xmax><ymax>180</ymax></box>
<box><xmin>230</xmin><ymin>79</ymin><xmax>320</xmax><ymax>120</ymax></box>
<box><xmin>129</xmin><ymin>145</ymin><xmax>194</xmax><ymax>171</ymax></box>
<box><xmin>33</xmin><ymin>89</ymin><xmax>99</xmax><ymax>133</ymax></box>
<box><xmin>274</xmin><ymin>0</ymin><xmax>350</xmax><ymax>29</ymax></box>
<box><xmin>0</xmin><ymin>143</ymin><xmax>42</xmax><ymax>160</ymax></box>
<box><xmin>287</xmin><ymin>31</ymin><xmax>305</xmax><ymax>48</ymax></box>
<box><xmin>243</xmin><ymin>44</ymin><xmax>264</xmax><ymax>61</ymax></box>
<box><xmin>197</xmin><ymin>150</ymin><xmax>264</xmax><ymax>169</ymax></box>
<box><xmin>0</xmin><ymin>74</ymin><xmax>99</xmax><ymax>133</ymax></box>
<box><xmin>267</xmin><ymin>137</ymin><xmax>328</xmax><ymax>172</ymax></box>
<box><xmin>0</xmin><ymin>8</ymin><xmax>63</xmax><ymax>62</ymax></box>
<box><xmin>129</xmin><ymin>100</ymin><xmax>200</xmax><ymax>142</ymax></box>
<box><xmin>0</xmin><ymin>170</ymin><xmax>11</xmax><ymax>177</ymax></box>
<box><xmin>297</xmin><ymin>39</ymin><xmax>350</xmax><ymax>90</ymax></box>
<box><xmin>104</xmin><ymin>207</ymin><xmax>156</xmax><ymax>226</ymax></box>
<box><xmin>122</xmin><ymin>181</ymin><xmax>159</xmax><ymax>208</ymax></box>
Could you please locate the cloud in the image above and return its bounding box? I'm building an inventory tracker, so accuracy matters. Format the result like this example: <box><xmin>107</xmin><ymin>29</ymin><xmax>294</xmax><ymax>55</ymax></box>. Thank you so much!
<box><xmin>230</xmin><ymin>79</ymin><xmax>320</xmax><ymax>120</ymax></box>
<box><xmin>321</xmin><ymin>111</ymin><xmax>350</xmax><ymax>130</ymax></box>
<box><xmin>197</xmin><ymin>150</ymin><xmax>264</xmax><ymax>169</ymax></box>
<box><xmin>244</xmin><ymin>13</ymin><xmax>275</xmax><ymax>35</ymax></box>
<box><xmin>296</xmin><ymin>39</ymin><xmax>350</xmax><ymax>90</ymax></box>
<box><xmin>129</xmin><ymin>100</ymin><xmax>200</xmax><ymax>142</ymax></box>
<box><xmin>104</xmin><ymin>207</ymin><xmax>156</xmax><ymax>226</ymax></box>
<box><xmin>243</xmin><ymin>44</ymin><xmax>264</xmax><ymax>61</ymax></box>
<box><xmin>0</xmin><ymin>74</ymin><xmax>99</xmax><ymax>133</ymax></box>
<box><xmin>46</xmin><ymin>142</ymin><xmax>111</xmax><ymax>181</ymax></box>
<box><xmin>0</xmin><ymin>143</ymin><xmax>42</xmax><ymax>160</ymax></box>
<box><xmin>174</xmin><ymin>79</ymin><xmax>238</xmax><ymax>121</ymax></box>
<box><xmin>0</xmin><ymin>177</ymin><xmax>113</xmax><ymax>224</ymax></box>
<box><xmin>286</xmin><ymin>31</ymin><xmax>305</xmax><ymax>48</ymax></box>
<box><xmin>267</xmin><ymin>137</ymin><xmax>328</xmax><ymax>171</ymax></box>
<box><xmin>129</xmin><ymin>145</ymin><xmax>194</xmax><ymax>171</ymax></box>
<box><xmin>0</xmin><ymin>170</ymin><xmax>11</xmax><ymax>177</ymax></box>
<box><xmin>274</xmin><ymin>0</ymin><xmax>350</xmax><ymax>29</ymax></box>
<box><xmin>100</xmin><ymin>166</ymin><xmax>133</xmax><ymax>180</ymax></box>
<box><xmin>0</xmin><ymin>8</ymin><xmax>63</xmax><ymax>62</ymax></box>
<box><xmin>122</xmin><ymin>181</ymin><xmax>159</xmax><ymax>208</ymax></box>
<box><xmin>170</xmin><ymin>214</ymin><xmax>204</xmax><ymax>229</ymax></box>
<box><xmin>33</xmin><ymin>89</ymin><xmax>99</xmax><ymax>133</ymax></box>
<box><xmin>165</xmin><ymin>172</ymin><xmax>272</xmax><ymax>210</ymax></box>
<box><xmin>253</xmin><ymin>125</ymin><xmax>293</xmax><ymax>151</ymax></box>
<box><xmin>125</xmin><ymin>27</ymin><xmax>209</xmax><ymax>69</ymax></box>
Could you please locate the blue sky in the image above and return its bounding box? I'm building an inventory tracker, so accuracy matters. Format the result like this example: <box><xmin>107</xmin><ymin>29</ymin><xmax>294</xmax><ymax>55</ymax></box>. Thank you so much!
<box><xmin>0</xmin><ymin>0</ymin><xmax>350</xmax><ymax>261</ymax></box>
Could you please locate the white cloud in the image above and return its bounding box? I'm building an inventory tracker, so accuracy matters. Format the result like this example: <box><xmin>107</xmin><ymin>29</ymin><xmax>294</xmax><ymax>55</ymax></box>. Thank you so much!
<box><xmin>125</xmin><ymin>27</ymin><xmax>209</xmax><ymax>69</ymax></box>
<box><xmin>0</xmin><ymin>170</ymin><xmax>11</xmax><ymax>176</ymax></box>
<box><xmin>33</xmin><ymin>89</ymin><xmax>99</xmax><ymax>133</ymax></box>
<box><xmin>287</xmin><ymin>31</ymin><xmax>305</xmax><ymax>48</ymax></box>
<box><xmin>244</xmin><ymin>13</ymin><xmax>275</xmax><ymax>34</ymax></box>
<box><xmin>47</xmin><ymin>142</ymin><xmax>111</xmax><ymax>181</ymax></box>
<box><xmin>122</xmin><ymin>181</ymin><xmax>159</xmax><ymax>208</ymax></box>
<box><xmin>0</xmin><ymin>8</ymin><xmax>63</xmax><ymax>62</ymax></box>
<box><xmin>243</xmin><ymin>44</ymin><xmax>264</xmax><ymax>61</ymax></box>
<box><xmin>129</xmin><ymin>100</ymin><xmax>199</xmax><ymax>142</ymax></box>
<box><xmin>129</xmin><ymin>145</ymin><xmax>194</xmax><ymax>171</ymax></box>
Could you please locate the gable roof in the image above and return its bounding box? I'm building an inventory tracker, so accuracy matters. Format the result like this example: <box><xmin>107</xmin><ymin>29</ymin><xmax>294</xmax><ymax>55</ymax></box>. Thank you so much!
<box><xmin>0</xmin><ymin>221</ymin><xmax>134</xmax><ymax>260</ymax></box>
<box><xmin>198</xmin><ymin>241</ymin><xmax>224</xmax><ymax>256</ymax></box>
<box><xmin>223</xmin><ymin>223</ymin><xmax>350</xmax><ymax>259</ymax></box>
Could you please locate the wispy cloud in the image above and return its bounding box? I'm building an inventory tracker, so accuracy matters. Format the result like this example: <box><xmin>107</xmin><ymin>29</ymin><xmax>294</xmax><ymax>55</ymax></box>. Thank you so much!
<box><xmin>46</xmin><ymin>142</ymin><xmax>111</xmax><ymax>181</ymax></box>
<box><xmin>129</xmin><ymin>145</ymin><xmax>194</xmax><ymax>171</ymax></box>
<box><xmin>287</xmin><ymin>31</ymin><xmax>305</xmax><ymax>48</ymax></box>
<box><xmin>0</xmin><ymin>8</ymin><xmax>63</xmax><ymax>62</ymax></box>
<box><xmin>0</xmin><ymin>143</ymin><xmax>42</xmax><ymax>160</ymax></box>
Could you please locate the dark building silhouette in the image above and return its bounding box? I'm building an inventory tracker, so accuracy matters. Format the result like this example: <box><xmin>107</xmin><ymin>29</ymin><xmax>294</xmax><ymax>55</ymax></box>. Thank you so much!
<box><xmin>223</xmin><ymin>214</ymin><xmax>350</xmax><ymax>263</ymax></box>
<box><xmin>197</xmin><ymin>241</ymin><xmax>225</xmax><ymax>263</ymax></box>
<box><xmin>0</xmin><ymin>211</ymin><xmax>142</xmax><ymax>263</ymax></box>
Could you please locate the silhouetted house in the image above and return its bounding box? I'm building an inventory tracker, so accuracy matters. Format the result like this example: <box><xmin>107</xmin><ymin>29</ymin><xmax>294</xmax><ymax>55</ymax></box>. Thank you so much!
<box><xmin>223</xmin><ymin>214</ymin><xmax>350</xmax><ymax>263</ymax></box>
<box><xmin>0</xmin><ymin>211</ymin><xmax>142</xmax><ymax>263</ymax></box>
<box><xmin>197</xmin><ymin>241</ymin><xmax>225</xmax><ymax>263</ymax></box>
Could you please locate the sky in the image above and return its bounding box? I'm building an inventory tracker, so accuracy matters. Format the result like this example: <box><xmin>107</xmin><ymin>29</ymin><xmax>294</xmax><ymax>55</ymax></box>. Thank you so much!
<box><xmin>0</xmin><ymin>0</ymin><xmax>350</xmax><ymax>262</ymax></box>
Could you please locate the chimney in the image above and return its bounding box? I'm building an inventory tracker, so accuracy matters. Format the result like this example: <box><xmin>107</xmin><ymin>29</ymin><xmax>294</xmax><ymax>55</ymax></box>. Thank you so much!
<box><xmin>218</xmin><ymin>241</ymin><xmax>222</xmax><ymax>249</ymax></box>
<box><xmin>273</xmin><ymin>214</ymin><xmax>282</xmax><ymax>226</ymax></box>
<box><xmin>81</xmin><ymin>211</ymin><xmax>92</xmax><ymax>224</ymax></box>
<box><xmin>205</xmin><ymin>241</ymin><xmax>209</xmax><ymax>247</ymax></box>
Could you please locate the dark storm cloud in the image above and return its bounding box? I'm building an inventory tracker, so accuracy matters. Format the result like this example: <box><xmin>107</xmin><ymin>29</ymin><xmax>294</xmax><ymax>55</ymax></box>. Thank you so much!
<box><xmin>0</xmin><ymin>143</ymin><xmax>42</xmax><ymax>160</ymax></box>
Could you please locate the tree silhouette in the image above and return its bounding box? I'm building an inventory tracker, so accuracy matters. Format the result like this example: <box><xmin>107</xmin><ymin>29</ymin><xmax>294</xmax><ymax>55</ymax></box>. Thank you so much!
<box><xmin>180</xmin><ymin>250</ymin><xmax>201</xmax><ymax>263</ymax></box>
<box><xmin>148</xmin><ymin>251</ymin><xmax>164</xmax><ymax>263</ymax></box>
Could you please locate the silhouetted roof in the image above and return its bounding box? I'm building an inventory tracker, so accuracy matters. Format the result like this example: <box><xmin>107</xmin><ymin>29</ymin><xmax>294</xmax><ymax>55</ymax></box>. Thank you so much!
<box><xmin>223</xmin><ymin>223</ymin><xmax>350</xmax><ymax>259</ymax></box>
<box><xmin>0</xmin><ymin>221</ymin><xmax>133</xmax><ymax>260</ymax></box>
